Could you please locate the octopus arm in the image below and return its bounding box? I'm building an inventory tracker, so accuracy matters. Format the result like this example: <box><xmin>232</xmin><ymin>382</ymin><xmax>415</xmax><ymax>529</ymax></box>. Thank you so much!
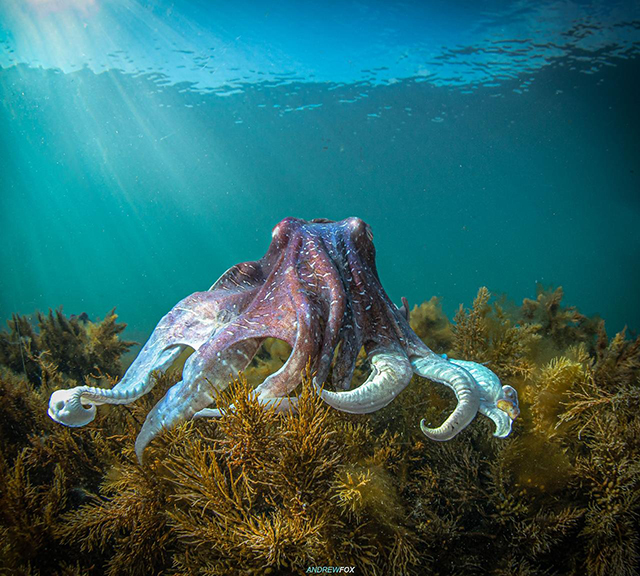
<box><xmin>134</xmin><ymin>337</ymin><xmax>262</xmax><ymax>462</ymax></box>
<box><xmin>305</xmin><ymin>245</ymin><xmax>347</xmax><ymax>386</ymax></box>
<box><xmin>329</xmin><ymin>323</ymin><xmax>362</xmax><ymax>390</ymax></box>
<box><xmin>136</xmin><ymin>266</ymin><xmax>317</xmax><ymax>461</ymax></box>
<box><xmin>446</xmin><ymin>358</ymin><xmax>519</xmax><ymax>437</ymax></box>
<box><xmin>319</xmin><ymin>348</ymin><xmax>413</xmax><ymax>413</ymax></box>
<box><xmin>47</xmin><ymin>290</ymin><xmax>245</xmax><ymax>428</ymax></box>
<box><xmin>411</xmin><ymin>354</ymin><xmax>481</xmax><ymax>441</ymax></box>
<box><xmin>479</xmin><ymin>404</ymin><xmax>513</xmax><ymax>437</ymax></box>
<box><xmin>253</xmin><ymin>289</ymin><xmax>320</xmax><ymax>399</ymax></box>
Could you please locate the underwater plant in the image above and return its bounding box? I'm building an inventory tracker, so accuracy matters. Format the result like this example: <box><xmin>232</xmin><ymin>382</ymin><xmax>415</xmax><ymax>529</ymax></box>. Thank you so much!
<box><xmin>408</xmin><ymin>296</ymin><xmax>454</xmax><ymax>353</ymax></box>
<box><xmin>520</xmin><ymin>284</ymin><xmax>601</xmax><ymax>353</ymax></box>
<box><xmin>0</xmin><ymin>308</ymin><xmax>135</xmax><ymax>386</ymax></box>
<box><xmin>452</xmin><ymin>286</ymin><xmax>541</xmax><ymax>381</ymax></box>
<box><xmin>0</xmin><ymin>315</ymin><xmax>42</xmax><ymax>385</ymax></box>
<box><xmin>0</xmin><ymin>285</ymin><xmax>638</xmax><ymax>575</ymax></box>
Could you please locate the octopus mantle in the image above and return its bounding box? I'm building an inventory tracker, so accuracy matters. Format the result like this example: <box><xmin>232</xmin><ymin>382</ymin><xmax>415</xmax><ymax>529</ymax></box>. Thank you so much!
<box><xmin>48</xmin><ymin>217</ymin><xmax>519</xmax><ymax>462</ymax></box>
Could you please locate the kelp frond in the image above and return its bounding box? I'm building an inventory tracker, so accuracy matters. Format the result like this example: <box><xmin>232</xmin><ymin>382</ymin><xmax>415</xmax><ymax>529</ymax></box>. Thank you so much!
<box><xmin>530</xmin><ymin>352</ymin><xmax>590</xmax><ymax>436</ymax></box>
<box><xmin>333</xmin><ymin>468</ymin><xmax>372</xmax><ymax>518</ymax></box>
<box><xmin>56</xmin><ymin>455</ymin><xmax>172</xmax><ymax>576</ymax></box>
<box><xmin>0</xmin><ymin>451</ymin><xmax>69</xmax><ymax>570</ymax></box>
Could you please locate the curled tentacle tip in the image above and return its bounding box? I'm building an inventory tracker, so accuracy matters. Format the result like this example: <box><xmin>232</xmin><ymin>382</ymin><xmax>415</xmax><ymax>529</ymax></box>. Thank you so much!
<box><xmin>492</xmin><ymin>415</ymin><xmax>514</xmax><ymax>438</ymax></box>
<box><xmin>134</xmin><ymin>436</ymin><xmax>149</xmax><ymax>466</ymax></box>
<box><xmin>482</xmin><ymin>403</ymin><xmax>515</xmax><ymax>438</ymax></box>
<box><xmin>48</xmin><ymin>388</ymin><xmax>97</xmax><ymax>427</ymax></box>
<box><xmin>420</xmin><ymin>418</ymin><xmax>450</xmax><ymax>441</ymax></box>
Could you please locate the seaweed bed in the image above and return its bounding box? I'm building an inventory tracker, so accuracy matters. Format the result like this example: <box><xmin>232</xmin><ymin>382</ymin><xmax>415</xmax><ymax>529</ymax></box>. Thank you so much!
<box><xmin>0</xmin><ymin>286</ymin><xmax>638</xmax><ymax>576</ymax></box>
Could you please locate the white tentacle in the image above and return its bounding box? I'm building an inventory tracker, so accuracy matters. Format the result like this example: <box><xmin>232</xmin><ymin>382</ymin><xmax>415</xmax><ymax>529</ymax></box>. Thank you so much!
<box><xmin>411</xmin><ymin>354</ymin><xmax>481</xmax><ymax>441</ymax></box>
<box><xmin>446</xmin><ymin>358</ymin><xmax>519</xmax><ymax>438</ymax></box>
<box><xmin>319</xmin><ymin>349</ymin><xmax>413</xmax><ymax>414</ymax></box>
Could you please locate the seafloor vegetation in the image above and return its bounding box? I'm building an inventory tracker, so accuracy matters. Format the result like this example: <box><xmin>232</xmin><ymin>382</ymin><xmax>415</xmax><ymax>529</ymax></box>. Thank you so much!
<box><xmin>0</xmin><ymin>286</ymin><xmax>638</xmax><ymax>576</ymax></box>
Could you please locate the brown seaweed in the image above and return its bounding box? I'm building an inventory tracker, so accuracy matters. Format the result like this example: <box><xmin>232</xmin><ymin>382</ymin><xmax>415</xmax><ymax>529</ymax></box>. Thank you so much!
<box><xmin>452</xmin><ymin>287</ymin><xmax>541</xmax><ymax>380</ymax></box>
<box><xmin>0</xmin><ymin>292</ymin><xmax>638</xmax><ymax>575</ymax></box>
<box><xmin>0</xmin><ymin>308</ymin><xmax>135</xmax><ymax>386</ymax></box>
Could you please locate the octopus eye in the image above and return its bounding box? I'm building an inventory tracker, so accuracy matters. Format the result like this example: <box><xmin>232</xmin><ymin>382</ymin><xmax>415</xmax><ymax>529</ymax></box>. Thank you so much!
<box><xmin>272</xmin><ymin>218</ymin><xmax>296</xmax><ymax>240</ymax></box>
<box><xmin>345</xmin><ymin>217</ymin><xmax>370</xmax><ymax>238</ymax></box>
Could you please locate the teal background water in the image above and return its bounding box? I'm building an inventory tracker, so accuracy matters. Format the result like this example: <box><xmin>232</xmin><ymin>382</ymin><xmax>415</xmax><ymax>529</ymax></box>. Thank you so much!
<box><xmin>1</xmin><ymin>0</ymin><xmax>639</xmax><ymax>344</ymax></box>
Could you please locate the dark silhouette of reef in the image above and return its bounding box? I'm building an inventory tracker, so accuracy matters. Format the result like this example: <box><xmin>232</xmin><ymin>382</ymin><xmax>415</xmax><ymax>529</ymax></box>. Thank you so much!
<box><xmin>0</xmin><ymin>287</ymin><xmax>638</xmax><ymax>576</ymax></box>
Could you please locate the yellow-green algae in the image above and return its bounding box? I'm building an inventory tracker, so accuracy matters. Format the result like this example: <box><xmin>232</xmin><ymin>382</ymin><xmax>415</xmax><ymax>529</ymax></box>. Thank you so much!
<box><xmin>0</xmin><ymin>286</ymin><xmax>638</xmax><ymax>576</ymax></box>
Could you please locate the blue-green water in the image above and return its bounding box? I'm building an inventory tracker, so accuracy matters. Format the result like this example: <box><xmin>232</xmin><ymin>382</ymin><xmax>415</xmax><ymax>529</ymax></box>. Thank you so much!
<box><xmin>1</xmin><ymin>0</ymin><xmax>639</xmax><ymax>344</ymax></box>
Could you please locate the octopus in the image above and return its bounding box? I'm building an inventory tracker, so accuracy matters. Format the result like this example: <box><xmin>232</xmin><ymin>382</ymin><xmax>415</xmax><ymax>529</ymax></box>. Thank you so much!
<box><xmin>48</xmin><ymin>217</ymin><xmax>519</xmax><ymax>463</ymax></box>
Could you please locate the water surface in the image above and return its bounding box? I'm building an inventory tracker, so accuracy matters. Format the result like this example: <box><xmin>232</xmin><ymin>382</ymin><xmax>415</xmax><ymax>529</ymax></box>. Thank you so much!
<box><xmin>1</xmin><ymin>0</ymin><xmax>638</xmax><ymax>341</ymax></box>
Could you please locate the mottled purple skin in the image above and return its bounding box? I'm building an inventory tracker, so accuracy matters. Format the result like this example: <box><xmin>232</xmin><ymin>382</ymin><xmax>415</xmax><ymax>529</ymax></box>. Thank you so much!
<box><xmin>48</xmin><ymin>217</ymin><xmax>519</xmax><ymax>462</ymax></box>
<box><xmin>221</xmin><ymin>216</ymin><xmax>429</xmax><ymax>394</ymax></box>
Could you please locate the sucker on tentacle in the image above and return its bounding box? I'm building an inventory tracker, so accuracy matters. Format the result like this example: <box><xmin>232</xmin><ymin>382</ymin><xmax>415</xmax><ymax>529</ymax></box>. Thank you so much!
<box><xmin>47</xmin><ymin>217</ymin><xmax>520</xmax><ymax>461</ymax></box>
